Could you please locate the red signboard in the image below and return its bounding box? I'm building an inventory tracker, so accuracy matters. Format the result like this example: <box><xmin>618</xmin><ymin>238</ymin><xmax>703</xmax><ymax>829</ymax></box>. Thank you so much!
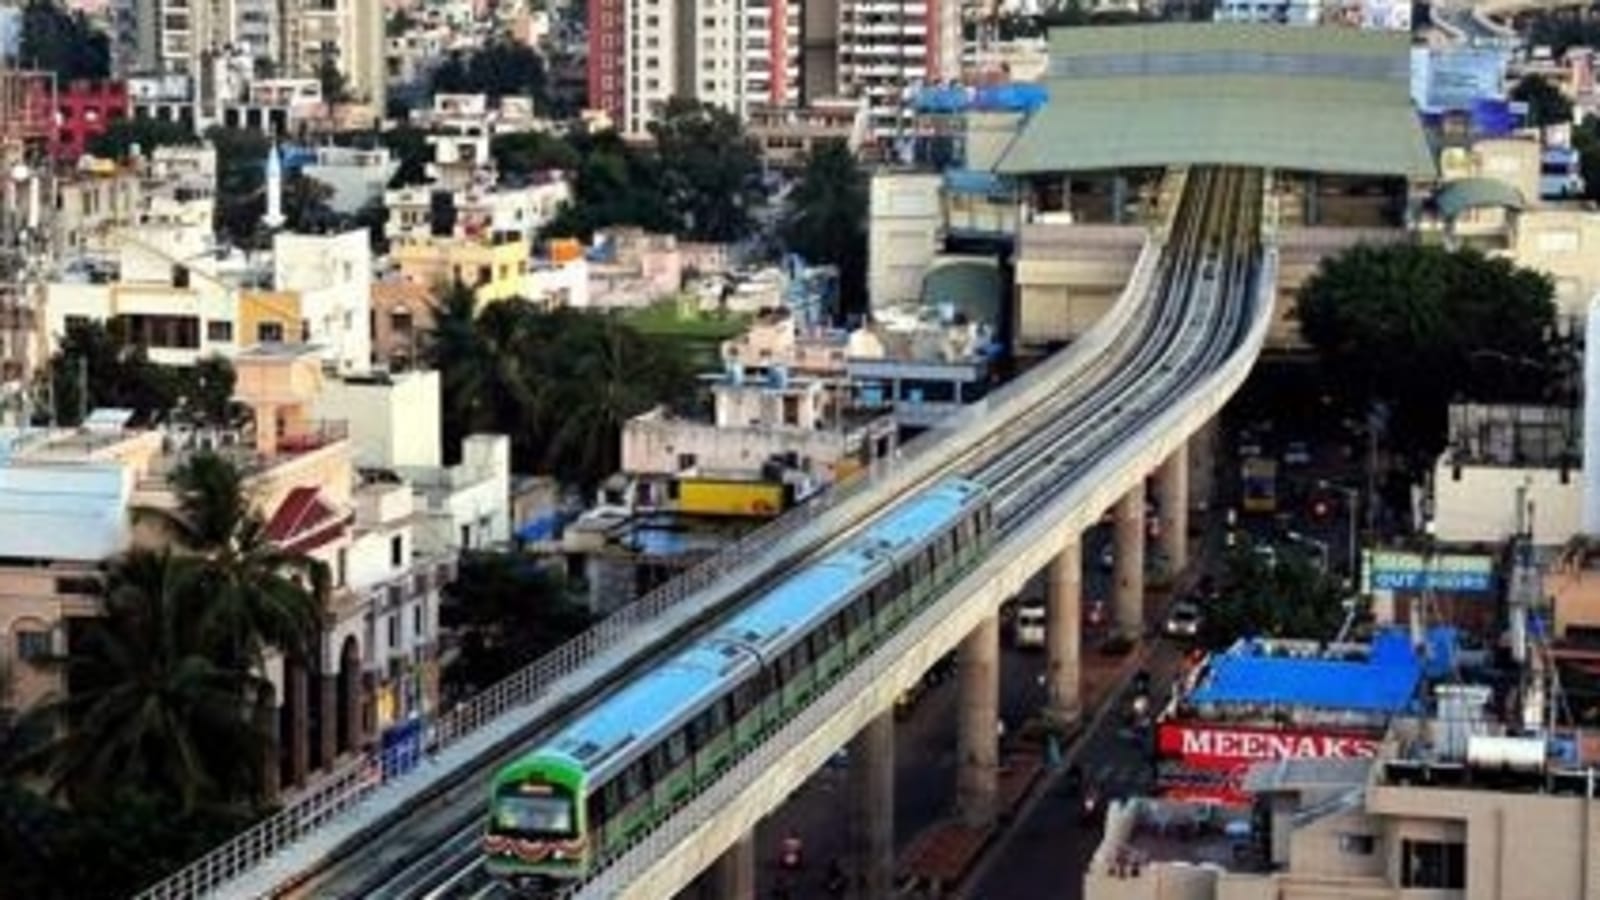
<box><xmin>1155</xmin><ymin>721</ymin><xmax>1381</xmax><ymax>804</ymax></box>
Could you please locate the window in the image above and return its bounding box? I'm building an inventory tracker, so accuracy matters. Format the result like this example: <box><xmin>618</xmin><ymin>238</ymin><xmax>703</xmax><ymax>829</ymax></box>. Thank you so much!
<box><xmin>390</xmin><ymin>535</ymin><xmax>404</xmax><ymax>568</ymax></box>
<box><xmin>1339</xmin><ymin>833</ymin><xmax>1375</xmax><ymax>856</ymax></box>
<box><xmin>207</xmin><ymin>320</ymin><xmax>233</xmax><ymax>342</ymax></box>
<box><xmin>17</xmin><ymin>630</ymin><xmax>51</xmax><ymax>661</ymax></box>
<box><xmin>257</xmin><ymin>321</ymin><xmax>284</xmax><ymax>343</ymax></box>
<box><xmin>300</xmin><ymin>319</ymin><xmax>311</xmax><ymax>342</ymax></box>
<box><xmin>413</xmin><ymin>604</ymin><xmax>423</xmax><ymax>636</ymax></box>
<box><xmin>460</xmin><ymin>524</ymin><xmax>472</xmax><ymax>549</ymax></box>
<box><xmin>665</xmin><ymin>731</ymin><xmax>688</xmax><ymax>766</ymax></box>
<box><xmin>386</xmin><ymin>615</ymin><xmax>399</xmax><ymax>649</ymax></box>
<box><xmin>1401</xmin><ymin>840</ymin><xmax>1465</xmax><ymax>889</ymax></box>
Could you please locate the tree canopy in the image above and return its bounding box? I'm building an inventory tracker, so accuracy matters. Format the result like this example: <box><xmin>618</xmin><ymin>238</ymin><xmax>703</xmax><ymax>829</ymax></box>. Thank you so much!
<box><xmin>492</xmin><ymin>131</ymin><xmax>582</xmax><ymax>181</ymax></box>
<box><xmin>17</xmin><ymin>0</ymin><xmax>109</xmax><ymax>82</ymax></box>
<box><xmin>439</xmin><ymin>553</ymin><xmax>591</xmax><ymax>697</ymax></box>
<box><xmin>425</xmin><ymin>291</ymin><xmax>694</xmax><ymax>488</ymax></box>
<box><xmin>541</xmin><ymin>130</ymin><xmax>676</xmax><ymax>239</ymax></box>
<box><xmin>1510</xmin><ymin>74</ymin><xmax>1573</xmax><ymax>128</ymax></box>
<box><xmin>45</xmin><ymin>319</ymin><xmax>238</xmax><ymax>427</ymax></box>
<box><xmin>432</xmin><ymin>41</ymin><xmax>550</xmax><ymax>110</ymax></box>
<box><xmin>1199</xmin><ymin>545</ymin><xmax>1349</xmax><ymax>649</ymax></box>
<box><xmin>1296</xmin><ymin>243</ymin><xmax>1558</xmax><ymax>461</ymax></box>
<box><xmin>86</xmin><ymin>117</ymin><xmax>195</xmax><ymax>160</ymax></box>
<box><xmin>782</xmin><ymin>139</ymin><xmax>867</xmax><ymax>319</ymax></box>
<box><xmin>649</xmin><ymin>98</ymin><xmax>766</xmax><ymax>242</ymax></box>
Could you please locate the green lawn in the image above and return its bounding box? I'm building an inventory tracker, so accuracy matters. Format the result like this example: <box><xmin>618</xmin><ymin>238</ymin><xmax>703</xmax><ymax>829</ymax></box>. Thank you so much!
<box><xmin>623</xmin><ymin>300</ymin><xmax>750</xmax><ymax>370</ymax></box>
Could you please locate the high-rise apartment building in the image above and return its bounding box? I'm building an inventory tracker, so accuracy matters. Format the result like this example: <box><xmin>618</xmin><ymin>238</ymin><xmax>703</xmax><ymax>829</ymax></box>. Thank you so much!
<box><xmin>590</xmin><ymin>0</ymin><xmax>957</xmax><ymax>143</ymax></box>
<box><xmin>111</xmin><ymin>0</ymin><xmax>385</xmax><ymax>114</ymax></box>
<box><xmin>591</xmin><ymin>0</ymin><xmax>802</xmax><ymax>136</ymax></box>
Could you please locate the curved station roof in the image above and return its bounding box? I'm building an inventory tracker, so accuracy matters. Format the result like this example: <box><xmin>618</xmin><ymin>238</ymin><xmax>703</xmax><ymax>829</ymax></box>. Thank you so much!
<box><xmin>996</xmin><ymin>24</ymin><xmax>1437</xmax><ymax>179</ymax></box>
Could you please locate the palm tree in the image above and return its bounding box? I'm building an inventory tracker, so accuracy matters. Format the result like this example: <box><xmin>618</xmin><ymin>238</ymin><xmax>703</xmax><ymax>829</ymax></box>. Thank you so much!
<box><xmin>547</xmin><ymin>318</ymin><xmax>689</xmax><ymax>488</ymax></box>
<box><xmin>21</xmin><ymin>550</ymin><xmax>269</xmax><ymax>810</ymax></box>
<box><xmin>145</xmin><ymin>451</ymin><xmax>327</xmax><ymax>671</ymax></box>
<box><xmin>426</xmin><ymin>283</ymin><xmax>492</xmax><ymax>455</ymax></box>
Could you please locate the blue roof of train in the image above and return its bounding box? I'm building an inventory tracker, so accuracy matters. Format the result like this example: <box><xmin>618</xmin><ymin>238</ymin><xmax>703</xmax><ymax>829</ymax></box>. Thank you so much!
<box><xmin>863</xmin><ymin>479</ymin><xmax>985</xmax><ymax>553</ymax></box>
<box><xmin>710</xmin><ymin>549</ymin><xmax>885</xmax><ymax>650</ymax></box>
<box><xmin>544</xmin><ymin>646</ymin><xmax>734</xmax><ymax>767</ymax></box>
<box><xmin>1187</xmin><ymin>628</ymin><xmax>1422</xmax><ymax>713</ymax></box>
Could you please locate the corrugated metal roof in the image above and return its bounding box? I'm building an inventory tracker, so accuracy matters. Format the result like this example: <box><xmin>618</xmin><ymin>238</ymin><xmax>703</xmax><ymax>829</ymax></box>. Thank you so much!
<box><xmin>996</xmin><ymin>24</ymin><xmax>1436</xmax><ymax>178</ymax></box>
<box><xmin>0</xmin><ymin>463</ymin><xmax>131</xmax><ymax>561</ymax></box>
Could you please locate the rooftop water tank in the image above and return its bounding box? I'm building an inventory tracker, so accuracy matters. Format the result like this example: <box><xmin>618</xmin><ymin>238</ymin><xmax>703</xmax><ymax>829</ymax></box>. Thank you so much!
<box><xmin>1466</xmin><ymin>735</ymin><xmax>1546</xmax><ymax>773</ymax></box>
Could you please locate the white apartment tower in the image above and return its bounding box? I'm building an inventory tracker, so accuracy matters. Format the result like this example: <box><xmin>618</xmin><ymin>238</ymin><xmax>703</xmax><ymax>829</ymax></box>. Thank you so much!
<box><xmin>836</xmin><ymin>0</ymin><xmax>962</xmax><ymax>141</ymax></box>
<box><xmin>605</xmin><ymin>0</ymin><xmax>802</xmax><ymax>135</ymax></box>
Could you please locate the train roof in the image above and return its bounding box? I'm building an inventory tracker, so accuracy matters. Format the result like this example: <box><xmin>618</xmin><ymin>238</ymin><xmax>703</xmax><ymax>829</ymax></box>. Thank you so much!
<box><xmin>537</xmin><ymin>644</ymin><xmax>751</xmax><ymax>781</ymax></box>
<box><xmin>858</xmin><ymin>478</ymin><xmax>987</xmax><ymax>555</ymax></box>
<box><xmin>708</xmin><ymin>549</ymin><xmax>885</xmax><ymax>653</ymax></box>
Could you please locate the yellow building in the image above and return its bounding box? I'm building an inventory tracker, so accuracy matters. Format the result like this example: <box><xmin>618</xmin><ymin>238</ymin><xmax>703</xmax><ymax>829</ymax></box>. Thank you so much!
<box><xmin>239</xmin><ymin>289</ymin><xmax>304</xmax><ymax>346</ymax></box>
<box><xmin>391</xmin><ymin>235</ymin><xmax>530</xmax><ymax>305</ymax></box>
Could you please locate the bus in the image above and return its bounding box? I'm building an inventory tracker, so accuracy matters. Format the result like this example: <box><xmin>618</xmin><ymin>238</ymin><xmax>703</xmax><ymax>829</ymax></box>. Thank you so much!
<box><xmin>1241</xmin><ymin>457</ymin><xmax>1278</xmax><ymax>514</ymax></box>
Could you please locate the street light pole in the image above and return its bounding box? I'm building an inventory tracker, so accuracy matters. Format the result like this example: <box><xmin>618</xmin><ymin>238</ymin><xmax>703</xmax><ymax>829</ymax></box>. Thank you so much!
<box><xmin>1317</xmin><ymin>479</ymin><xmax>1361</xmax><ymax>580</ymax></box>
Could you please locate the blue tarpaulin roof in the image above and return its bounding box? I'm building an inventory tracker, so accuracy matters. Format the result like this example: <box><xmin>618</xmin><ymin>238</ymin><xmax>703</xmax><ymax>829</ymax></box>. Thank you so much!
<box><xmin>1188</xmin><ymin>628</ymin><xmax>1422</xmax><ymax>713</ymax></box>
<box><xmin>911</xmin><ymin>83</ymin><xmax>1049</xmax><ymax>115</ymax></box>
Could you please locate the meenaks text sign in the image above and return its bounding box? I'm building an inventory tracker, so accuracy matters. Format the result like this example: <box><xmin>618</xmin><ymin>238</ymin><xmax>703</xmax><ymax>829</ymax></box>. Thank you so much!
<box><xmin>1157</xmin><ymin>721</ymin><xmax>1381</xmax><ymax>767</ymax></box>
<box><xmin>1362</xmin><ymin>550</ymin><xmax>1495</xmax><ymax>595</ymax></box>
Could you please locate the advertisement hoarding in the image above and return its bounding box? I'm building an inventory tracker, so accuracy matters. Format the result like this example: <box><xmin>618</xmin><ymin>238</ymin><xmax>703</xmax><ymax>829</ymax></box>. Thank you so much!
<box><xmin>1363</xmin><ymin>550</ymin><xmax>1495</xmax><ymax>594</ymax></box>
<box><xmin>1155</xmin><ymin>721</ymin><xmax>1381</xmax><ymax>804</ymax></box>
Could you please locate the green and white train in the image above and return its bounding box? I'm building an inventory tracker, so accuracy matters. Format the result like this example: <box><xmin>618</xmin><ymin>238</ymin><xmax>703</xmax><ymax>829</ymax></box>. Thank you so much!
<box><xmin>484</xmin><ymin>478</ymin><xmax>993</xmax><ymax>891</ymax></box>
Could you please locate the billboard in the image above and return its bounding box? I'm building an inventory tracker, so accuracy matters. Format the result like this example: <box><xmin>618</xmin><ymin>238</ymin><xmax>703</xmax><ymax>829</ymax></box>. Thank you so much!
<box><xmin>1363</xmin><ymin>551</ymin><xmax>1495</xmax><ymax>594</ymax></box>
<box><xmin>1155</xmin><ymin>721</ymin><xmax>1381</xmax><ymax>803</ymax></box>
<box><xmin>1411</xmin><ymin>47</ymin><xmax>1509</xmax><ymax>112</ymax></box>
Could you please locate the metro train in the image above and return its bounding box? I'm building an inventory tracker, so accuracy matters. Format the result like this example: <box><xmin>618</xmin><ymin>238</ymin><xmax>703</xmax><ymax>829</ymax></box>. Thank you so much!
<box><xmin>483</xmin><ymin>478</ymin><xmax>993</xmax><ymax>891</ymax></box>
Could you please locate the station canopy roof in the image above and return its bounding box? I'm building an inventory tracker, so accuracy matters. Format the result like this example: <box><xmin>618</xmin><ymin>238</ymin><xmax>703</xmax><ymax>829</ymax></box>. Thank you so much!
<box><xmin>996</xmin><ymin>24</ymin><xmax>1438</xmax><ymax>179</ymax></box>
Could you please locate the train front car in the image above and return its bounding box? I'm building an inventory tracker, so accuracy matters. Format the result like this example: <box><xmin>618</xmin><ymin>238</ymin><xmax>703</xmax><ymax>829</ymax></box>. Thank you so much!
<box><xmin>484</xmin><ymin>754</ymin><xmax>591</xmax><ymax>891</ymax></box>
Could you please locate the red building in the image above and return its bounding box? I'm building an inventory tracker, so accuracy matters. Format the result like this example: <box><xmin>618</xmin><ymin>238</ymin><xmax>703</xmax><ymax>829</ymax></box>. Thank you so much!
<box><xmin>52</xmin><ymin>79</ymin><xmax>129</xmax><ymax>162</ymax></box>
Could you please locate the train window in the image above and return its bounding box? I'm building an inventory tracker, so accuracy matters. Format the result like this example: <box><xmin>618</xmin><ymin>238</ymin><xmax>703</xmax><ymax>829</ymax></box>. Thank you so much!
<box><xmin>828</xmin><ymin>615</ymin><xmax>845</xmax><ymax>643</ymax></box>
<box><xmin>647</xmin><ymin>745</ymin><xmax>669</xmax><ymax>782</ymax></box>
<box><xmin>686</xmin><ymin>712</ymin><xmax>707</xmax><ymax>748</ymax></box>
<box><xmin>846</xmin><ymin>602</ymin><xmax>867</xmax><ymax>630</ymax></box>
<box><xmin>588</xmin><ymin>790</ymin><xmax>608</xmax><ymax>825</ymax></box>
<box><xmin>731</xmin><ymin>682</ymin><xmax>752</xmax><ymax>717</ymax></box>
<box><xmin>774</xmin><ymin>653</ymin><xmax>791</xmax><ymax>686</ymax></box>
<box><xmin>621</xmin><ymin>762</ymin><xmax>645</xmax><ymax>802</ymax></box>
<box><xmin>710</xmin><ymin>698</ymin><xmax>731</xmax><ymax>732</ymax></box>
<box><xmin>666</xmin><ymin>731</ymin><xmax>689</xmax><ymax>766</ymax></box>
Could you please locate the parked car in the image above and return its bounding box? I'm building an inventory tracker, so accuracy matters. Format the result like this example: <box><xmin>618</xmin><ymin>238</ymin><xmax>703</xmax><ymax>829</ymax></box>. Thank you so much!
<box><xmin>1165</xmin><ymin>600</ymin><xmax>1202</xmax><ymax>639</ymax></box>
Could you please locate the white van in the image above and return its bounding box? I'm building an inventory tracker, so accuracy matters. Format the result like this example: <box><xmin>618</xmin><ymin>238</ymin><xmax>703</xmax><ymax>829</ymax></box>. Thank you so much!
<box><xmin>1015</xmin><ymin>599</ymin><xmax>1046</xmax><ymax>648</ymax></box>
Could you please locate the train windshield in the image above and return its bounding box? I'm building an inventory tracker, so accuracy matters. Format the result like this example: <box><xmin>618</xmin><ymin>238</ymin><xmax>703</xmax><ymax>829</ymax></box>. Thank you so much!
<box><xmin>493</xmin><ymin>783</ymin><xmax>576</xmax><ymax>837</ymax></box>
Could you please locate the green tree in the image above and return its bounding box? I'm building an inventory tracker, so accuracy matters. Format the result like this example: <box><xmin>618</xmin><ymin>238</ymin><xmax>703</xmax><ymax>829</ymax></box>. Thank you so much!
<box><xmin>46</xmin><ymin>318</ymin><xmax>181</xmax><ymax>426</ymax></box>
<box><xmin>491</xmin><ymin>131</ymin><xmax>581</xmax><ymax>180</ymax></box>
<box><xmin>782</xmin><ymin>139</ymin><xmax>867</xmax><ymax>319</ymax></box>
<box><xmin>185</xmin><ymin>355</ymin><xmax>238</xmax><ymax>427</ymax></box>
<box><xmin>545</xmin><ymin>315</ymin><xmax>691</xmax><ymax>486</ymax></box>
<box><xmin>1199</xmin><ymin>545</ymin><xmax>1348</xmax><ymax>649</ymax></box>
<box><xmin>316</xmin><ymin>51</ymin><xmax>350</xmax><ymax>104</ymax></box>
<box><xmin>379</xmin><ymin>124</ymin><xmax>432</xmax><ymax>187</ymax></box>
<box><xmin>649</xmin><ymin>98</ymin><xmax>766</xmax><ymax>242</ymax></box>
<box><xmin>206</xmin><ymin>126</ymin><xmax>272</xmax><ymax>248</ymax></box>
<box><xmin>86</xmin><ymin>117</ymin><xmax>195</xmax><ymax>160</ymax></box>
<box><xmin>17</xmin><ymin>550</ymin><xmax>269</xmax><ymax>809</ymax></box>
<box><xmin>1574</xmin><ymin>118</ymin><xmax>1600</xmax><ymax>205</ymax></box>
<box><xmin>424</xmin><ymin>297</ymin><xmax>694</xmax><ymax>487</ymax></box>
<box><xmin>149</xmin><ymin>452</ymin><xmax>327</xmax><ymax>671</ymax></box>
<box><xmin>1296</xmin><ymin>243</ymin><xmax>1558</xmax><ymax>462</ymax></box>
<box><xmin>1511</xmin><ymin>73</ymin><xmax>1573</xmax><ymax>128</ymax></box>
<box><xmin>283</xmin><ymin>172</ymin><xmax>338</xmax><ymax>234</ymax></box>
<box><xmin>18</xmin><ymin>0</ymin><xmax>109</xmax><ymax>82</ymax></box>
<box><xmin>541</xmin><ymin>130</ymin><xmax>675</xmax><ymax>239</ymax></box>
<box><xmin>432</xmin><ymin>41</ymin><xmax>549</xmax><ymax>108</ymax></box>
<box><xmin>440</xmin><ymin>553</ymin><xmax>590</xmax><ymax>694</ymax></box>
